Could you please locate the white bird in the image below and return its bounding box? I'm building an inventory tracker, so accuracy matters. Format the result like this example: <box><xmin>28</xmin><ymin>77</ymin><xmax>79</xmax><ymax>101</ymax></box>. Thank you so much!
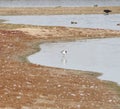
<box><xmin>61</xmin><ymin>50</ymin><xmax>67</xmax><ymax>65</ymax></box>
<box><xmin>61</xmin><ymin>50</ymin><xmax>67</xmax><ymax>55</ymax></box>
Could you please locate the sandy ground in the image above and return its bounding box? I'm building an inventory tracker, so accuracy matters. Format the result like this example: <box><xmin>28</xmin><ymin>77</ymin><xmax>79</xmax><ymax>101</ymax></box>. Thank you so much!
<box><xmin>0</xmin><ymin>6</ymin><xmax>120</xmax><ymax>109</ymax></box>
<box><xmin>0</xmin><ymin>6</ymin><xmax>120</xmax><ymax>15</ymax></box>
<box><xmin>16</xmin><ymin>27</ymin><xmax>120</xmax><ymax>39</ymax></box>
<box><xmin>0</xmin><ymin>23</ymin><xmax>120</xmax><ymax>109</ymax></box>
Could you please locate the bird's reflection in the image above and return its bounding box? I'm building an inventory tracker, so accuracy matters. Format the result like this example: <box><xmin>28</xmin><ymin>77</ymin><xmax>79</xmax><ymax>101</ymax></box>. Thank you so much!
<box><xmin>61</xmin><ymin>55</ymin><xmax>67</xmax><ymax>65</ymax></box>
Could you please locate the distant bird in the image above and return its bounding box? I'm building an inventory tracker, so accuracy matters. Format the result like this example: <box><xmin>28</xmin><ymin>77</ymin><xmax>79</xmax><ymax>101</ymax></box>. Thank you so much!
<box><xmin>117</xmin><ymin>23</ymin><xmax>120</xmax><ymax>26</ymax></box>
<box><xmin>61</xmin><ymin>50</ymin><xmax>67</xmax><ymax>55</ymax></box>
<box><xmin>71</xmin><ymin>21</ymin><xmax>77</xmax><ymax>24</ymax></box>
<box><xmin>104</xmin><ymin>9</ymin><xmax>112</xmax><ymax>15</ymax></box>
<box><xmin>61</xmin><ymin>50</ymin><xmax>67</xmax><ymax>65</ymax></box>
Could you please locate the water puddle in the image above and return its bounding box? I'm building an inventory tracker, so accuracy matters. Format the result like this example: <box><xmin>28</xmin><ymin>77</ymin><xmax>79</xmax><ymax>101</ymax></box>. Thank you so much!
<box><xmin>0</xmin><ymin>0</ymin><xmax>120</xmax><ymax>7</ymax></box>
<box><xmin>1</xmin><ymin>14</ymin><xmax>120</xmax><ymax>30</ymax></box>
<box><xmin>28</xmin><ymin>38</ymin><xmax>120</xmax><ymax>85</ymax></box>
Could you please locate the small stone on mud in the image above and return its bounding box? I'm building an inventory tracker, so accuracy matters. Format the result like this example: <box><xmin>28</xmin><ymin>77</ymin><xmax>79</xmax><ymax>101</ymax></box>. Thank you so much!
<box><xmin>77</xmin><ymin>105</ymin><xmax>80</xmax><ymax>108</ymax></box>
<box><xmin>57</xmin><ymin>85</ymin><xmax>61</xmax><ymax>87</ymax></box>
<box><xmin>16</xmin><ymin>96</ymin><xmax>22</xmax><ymax>99</ymax></box>
<box><xmin>108</xmin><ymin>99</ymin><xmax>112</xmax><ymax>102</ymax></box>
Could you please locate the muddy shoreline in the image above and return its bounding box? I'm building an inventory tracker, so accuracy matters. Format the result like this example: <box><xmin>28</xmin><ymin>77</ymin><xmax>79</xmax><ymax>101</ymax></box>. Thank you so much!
<box><xmin>1</xmin><ymin>5</ymin><xmax>120</xmax><ymax>108</ymax></box>
<box><xmin>0</xmin><ymin>20</ymin><xmax>120</xmax><ymax>108</ymax></box>
<box><xmin>0</xmin><ymin>6</ymin><xmax>120</xmax><ymax>15</ymax></box>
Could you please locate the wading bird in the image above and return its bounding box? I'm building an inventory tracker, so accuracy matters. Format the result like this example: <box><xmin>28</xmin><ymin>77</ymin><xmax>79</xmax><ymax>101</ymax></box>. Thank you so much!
<box><xmin>61</xmin><ymin>50</ymin><xmax>67</xmax><ymax>55</ymax></box>
<box><xmin>61</xmin><ymin>50</ymin><xmax>67</xmax><ymax>65</ymax></box>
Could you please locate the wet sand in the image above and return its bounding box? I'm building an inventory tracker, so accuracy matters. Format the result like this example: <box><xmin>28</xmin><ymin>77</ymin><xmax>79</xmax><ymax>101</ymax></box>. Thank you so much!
<box><xmin>0</xmin><ymin>22</ymin><xmax>120</xmax><ymax>108</ymax></box>
<box><xmin>0</xmin><ymin>6</ymin><xmax>120</xmax><ymax>15</ymax></box>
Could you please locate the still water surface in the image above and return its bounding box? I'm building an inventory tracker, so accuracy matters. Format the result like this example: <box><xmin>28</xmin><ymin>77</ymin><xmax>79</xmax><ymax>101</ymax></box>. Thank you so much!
<box><xmin>1</xmin><ymin>14</ymin><xmax>120</xmax><ymax>30</ymax></box>
<box><xmin>28</xmin><ymin>38</ymin><xmax>120</xmax><ymax>85</ymax></box>
<box><xmin>0</xmin><ymin>0</ymin><xmax>120</xmax><ymax>7</ymax></box>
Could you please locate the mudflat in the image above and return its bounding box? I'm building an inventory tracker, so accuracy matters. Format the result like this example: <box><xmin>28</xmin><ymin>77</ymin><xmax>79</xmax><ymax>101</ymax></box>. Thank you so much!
<box><xmin>0</xmin><ymin>6</ymin><xmax>120</xmax><ymax>15</ymax></box>
<box><xmin>0</xmin><ymin>6</ymin><xmax>120</xmax><ymax>109</ymax></box>
<box><xmin>0</xmin><ymin>23</ymin><xmax>120</xmax><ymax>108</ymax></box>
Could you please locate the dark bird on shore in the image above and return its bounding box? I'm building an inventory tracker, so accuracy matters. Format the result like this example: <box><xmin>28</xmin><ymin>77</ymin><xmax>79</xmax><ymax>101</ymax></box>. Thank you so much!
<box><xmin>104</xmin><ymin>9</ymin><xmax>112</xmax><ymax>14</ymax></box>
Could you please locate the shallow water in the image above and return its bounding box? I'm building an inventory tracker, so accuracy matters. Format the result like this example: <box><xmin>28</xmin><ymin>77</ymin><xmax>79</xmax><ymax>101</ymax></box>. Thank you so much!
<box><xmin>0</xmin><ymin>0</ymin><xmax>120</xmax><ymax>7</ymax></box>
<box><xmin>1</xmin><ymin>14</ymin><xmax>120</xmax><ymax>30</ymax></box>
<box><xmin>28</xmin><ymin>38</ymin><xmax>120</xmax><ymax>85</ymax></box>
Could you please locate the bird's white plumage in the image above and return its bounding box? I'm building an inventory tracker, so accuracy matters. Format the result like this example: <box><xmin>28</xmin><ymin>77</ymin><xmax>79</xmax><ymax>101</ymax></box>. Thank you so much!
<box><xmin>61</xmin><ymin>50</ymin><xmax>67</xmax><ymax>55</ymax></box>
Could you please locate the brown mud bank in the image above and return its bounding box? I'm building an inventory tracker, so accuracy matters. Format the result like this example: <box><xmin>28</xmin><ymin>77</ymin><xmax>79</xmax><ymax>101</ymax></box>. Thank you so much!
<box><xmin>0</xmin><ymin>6</ymin><xmax>120</xmax><ymax>15</ymax></box>
<box><xmin>0</xmin><ymin>24</ymin><xmax>120</xmax><ymax>109</ymax></box>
